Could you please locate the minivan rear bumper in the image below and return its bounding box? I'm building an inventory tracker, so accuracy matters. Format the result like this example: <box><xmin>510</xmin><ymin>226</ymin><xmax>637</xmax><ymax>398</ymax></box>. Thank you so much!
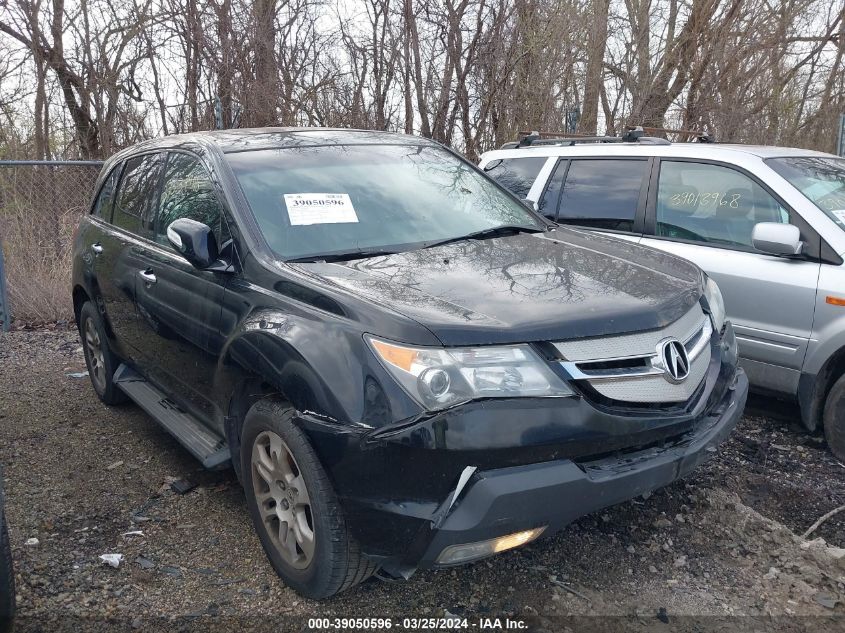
<box><xmin>384</xmin><ymin>368</ymin><xmax>747</xmax><ymax>575</ymax></box>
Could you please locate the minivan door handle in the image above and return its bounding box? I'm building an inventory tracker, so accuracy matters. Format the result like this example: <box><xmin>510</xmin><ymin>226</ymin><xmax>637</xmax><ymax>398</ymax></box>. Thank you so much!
<box><xmin>138</xmin><ymin>269</ymin><xmax>157</xmax><ymax>285</ymax></box>
<box><xmin>91</xmin><ymin>243</ymin><xmax>103</xmax><ymax>255</ymax></box>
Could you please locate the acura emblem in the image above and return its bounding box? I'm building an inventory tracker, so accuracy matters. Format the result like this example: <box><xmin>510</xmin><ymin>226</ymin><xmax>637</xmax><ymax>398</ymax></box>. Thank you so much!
<box><xmin>658</xmin><ymin>338</ymin><xmax>690</xmax><ymax>384</ymax></box>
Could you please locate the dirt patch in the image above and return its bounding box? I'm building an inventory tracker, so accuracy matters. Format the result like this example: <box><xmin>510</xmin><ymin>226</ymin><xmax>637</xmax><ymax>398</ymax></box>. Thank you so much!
<box><xmin>1</xmin><ymin>329</ymin><xmax>844</xmax><ymax>631</ymax></box>
<box><xmin>699</xmin><ymin>395</ymin><xmax>845</xmax><ymax>547</ymax></box>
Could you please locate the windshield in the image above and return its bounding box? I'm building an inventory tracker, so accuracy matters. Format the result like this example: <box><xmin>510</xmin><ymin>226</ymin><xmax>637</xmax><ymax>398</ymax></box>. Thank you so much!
<box><xmin>767</xmin><ymin>156</ymin><xmax>845</xmax><ymax>231</ymax></box>
<box><xmin>226</xmin><ymin>143</ymin><xmax>544</xmax><ymax>261</ymax></box>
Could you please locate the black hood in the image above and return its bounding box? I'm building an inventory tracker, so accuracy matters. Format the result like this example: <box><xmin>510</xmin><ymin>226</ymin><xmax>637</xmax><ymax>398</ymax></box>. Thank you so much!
<box><xmin>296</xmin><ymin>229</ymin><xmax>703</xmax><ymax>346</ymax></box>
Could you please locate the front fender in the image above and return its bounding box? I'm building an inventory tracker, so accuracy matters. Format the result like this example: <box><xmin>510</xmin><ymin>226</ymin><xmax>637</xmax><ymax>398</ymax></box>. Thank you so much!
<box><xmin>797</xmin><ymin>271</ymin><xmax>845</xmax><ymax>430</ymax></box>
<box><xmin>214</xmin><ymin>306</ymin><xmax>424</xmax><ymax>429</ymax></box>
<box><xmin>217</xmin><ymin>318</ymin><xmax>351</xmax><ymax>421</ymax></box>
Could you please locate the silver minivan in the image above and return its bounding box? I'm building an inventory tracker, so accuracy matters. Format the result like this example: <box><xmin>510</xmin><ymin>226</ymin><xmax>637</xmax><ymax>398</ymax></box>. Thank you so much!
<box><xmin>479</xmin><ymin>139</ymin><xmax>845</xmax><ymax>460</ymax></box>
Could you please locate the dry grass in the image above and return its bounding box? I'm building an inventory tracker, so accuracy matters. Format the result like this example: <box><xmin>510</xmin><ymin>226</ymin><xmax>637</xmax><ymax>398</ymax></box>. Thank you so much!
<box><xmin>0</xmin><ymin>164</ymin><xmax>99</xmax><ymax>324</ymax></box>
<box><xmin>1</xmin><ymin>208</ymin><xmax>79</xmax><ymax>323</ymax></box>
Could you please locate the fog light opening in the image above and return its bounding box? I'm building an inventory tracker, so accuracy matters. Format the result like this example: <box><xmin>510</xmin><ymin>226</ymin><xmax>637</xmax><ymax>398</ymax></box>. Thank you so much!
<box><xmin>435</xmin><ymin>527</ymin><xmax>547</xmax><ymax>566</ymax></box>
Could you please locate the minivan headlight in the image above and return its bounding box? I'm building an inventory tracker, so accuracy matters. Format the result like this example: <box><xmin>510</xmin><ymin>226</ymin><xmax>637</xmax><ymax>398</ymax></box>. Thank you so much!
<box><xmin>703</xmin><ymin>276</ymin><xmax>726</xmax><ymax>331</ymax></box>
<box><xmin>367</xmin><ymin>337</ymin><xmax>573</xmax><ymax>410</ymax></box>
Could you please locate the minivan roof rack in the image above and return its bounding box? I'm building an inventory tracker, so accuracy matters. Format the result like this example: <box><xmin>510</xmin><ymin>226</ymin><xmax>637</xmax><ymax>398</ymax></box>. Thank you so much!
<box><xmin>626</xmin><ymin>125</ymin><xmax>714</xmax><ymax>143</ymax></box>
<box><xmin>501</xmin><ymin>125</ymin><xmax>714</xmax><ymax>149</ymax></box>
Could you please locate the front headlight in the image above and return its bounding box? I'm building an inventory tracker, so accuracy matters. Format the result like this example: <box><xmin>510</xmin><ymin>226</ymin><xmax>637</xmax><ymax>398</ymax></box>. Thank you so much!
<box><xmin>703</xmin><ymin>275</ymin><xmax>726</xmax><ymax>331</ymax></box>
<box><xmin>367</xmin><ymin>337</ymin><xmax>574</xmax><ymax>410</ymax></box>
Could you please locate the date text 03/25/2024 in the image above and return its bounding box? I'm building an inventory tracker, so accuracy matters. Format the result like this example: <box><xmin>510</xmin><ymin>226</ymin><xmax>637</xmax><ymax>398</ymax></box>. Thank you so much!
<box><xmin>306</xmin><ymin>617</ymin><xmax>528</xmax><ymax>630</ymax></box>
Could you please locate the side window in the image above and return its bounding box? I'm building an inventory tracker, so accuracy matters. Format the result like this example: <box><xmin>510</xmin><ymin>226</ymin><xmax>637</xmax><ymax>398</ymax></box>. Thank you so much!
<box><xmin>155</xmin><ymin>153</ymin><xmax>229</xmax><ymax>248</ymax></box>
<box><xmin>539</xmin><ymin>159</ymin><xmax>568</xmax><ymax>219</ymax></box>
<box><xmin>656</xmin><ymin>161</ymin><xmax>789</xmax><ymax>248</ymax></box>
<box><xmin>92</xmin><ymin>165</ymin><xmax>122</xmax><ymax>220</ymax></box>
<box><xmin>482</xmin><ymin>157</ymin><xmax>547</xmax><ymax>199</ymax></box>
<box><xmin>113</xmin><ymin>153</ymin><xmax>164</xmax><ymax>236</ymax></box>
<box><xmin>557</xmin><ymin>159</ymin><xmax>648</xmax><ymax>231</ymax></box>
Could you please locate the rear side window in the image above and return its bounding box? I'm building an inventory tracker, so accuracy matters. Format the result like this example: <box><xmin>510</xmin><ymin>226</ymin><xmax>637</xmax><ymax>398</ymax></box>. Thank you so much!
<box><xmin>92</xmin><ymin>166</ymin><xmax>122</xmax><ymax>220</ymax></box>
<box><xmin>156</xmin><ymin>153</ymin><xmax>229</xmax><ymax>247</ymax></box>
<box><xmin>113</xmin><ymin>153</ymin><xmax>164</xmax><ymax>236</ymax></box>
<box><xmin>556</xmin><ymin>159</ymin><xmax>647</xmax><ymax>231</ymax></box>
<box><xmin>483</xmin><ymin>157</ymin><xmax>547</xmax><ymax>198</ymax></box>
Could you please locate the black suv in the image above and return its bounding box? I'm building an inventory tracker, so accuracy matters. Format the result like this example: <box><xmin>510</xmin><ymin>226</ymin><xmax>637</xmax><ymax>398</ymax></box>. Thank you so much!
<box><xmin>72</xmin><ymin>128</ymin><xmax>748</xmax><ymax>598</ymax></box>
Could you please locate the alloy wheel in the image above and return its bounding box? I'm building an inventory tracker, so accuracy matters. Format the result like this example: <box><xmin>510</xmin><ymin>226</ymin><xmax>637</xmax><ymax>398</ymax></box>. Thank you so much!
<box><xmin>251</xmin><ymin>430</ymin><xmax>315</xmax><ymax>569</ymax></box>
<box><xmin>84</xmin><ymin>316</ymin><xmax>106</xmax><ymax>393</ymax></box>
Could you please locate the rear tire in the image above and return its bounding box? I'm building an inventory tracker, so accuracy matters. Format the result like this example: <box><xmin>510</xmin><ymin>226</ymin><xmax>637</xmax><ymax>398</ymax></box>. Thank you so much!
<box><xmin>0</xmin><ymin>474</ymin><xmax>15</xmax><ymax>633</ymax></box>
<box><xmin>78</xmin><ymin>301</ymin><xmax>127</xmax><ymax>406</ymax></box>
<box><xmin>240</xmin><ymin>399</ymin><xmax>376</xmax><ymax>598</ymax></box>
<box><xmin>823</xmin><ymin>373</ymin><xmax>845</xmax><ymax>462</ymax></box>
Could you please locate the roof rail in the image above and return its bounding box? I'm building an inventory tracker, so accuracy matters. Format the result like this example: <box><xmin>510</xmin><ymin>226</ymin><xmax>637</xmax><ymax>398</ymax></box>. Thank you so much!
<box><xmin>501</xmin><ymin>125</ymin><xmax>714</xmax><ymax>149</ymax></box>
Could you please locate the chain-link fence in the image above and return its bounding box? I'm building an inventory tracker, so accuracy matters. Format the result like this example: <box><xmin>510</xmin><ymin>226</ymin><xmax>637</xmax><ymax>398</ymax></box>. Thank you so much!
<box><xmin>0</xmin><ymin>160</ymin><xmax>103</xmax><ymax>329</ymax></box>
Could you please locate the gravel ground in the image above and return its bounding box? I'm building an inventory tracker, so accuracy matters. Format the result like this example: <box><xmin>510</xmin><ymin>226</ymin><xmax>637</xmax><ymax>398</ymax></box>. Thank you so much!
<box><xmin>1</xmin><ymin>328</ymin><xmax>844</xmax><ymax>632</ymax></box>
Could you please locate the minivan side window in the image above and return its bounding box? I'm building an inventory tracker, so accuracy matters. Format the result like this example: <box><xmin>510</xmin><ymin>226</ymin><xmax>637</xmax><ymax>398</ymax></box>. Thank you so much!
<box><xmin>556</xmin><ymin>159</ymin><xmax>647</xmax><ymax>231</ymax></box>
<box><xmin>483</xmin><ymin>157</ymin><xmax>547</xmax><ymax>199</ymax></box>
<box><xmin>155</xmin><ymin>153</ymin><xmax>229</xmax><ymax>248</ymax></box>
<box><xmin>113</xmin><ymin>153</ymin><xmax>164</xmax><ymax>236</ymax></box>
<box><xmin>656</xmin><ymin>161</ymin><xmax>789</xmax><ymax>248</ymax></box>
<box><xmin>538</xmin><ymin>159</ymin><xmax>568</xmax><ymax>219</ymax></box>
<box><xmin>92</xmin><ymin>165</ymin><xmax>122</xmax><ymax>221</ymax></box>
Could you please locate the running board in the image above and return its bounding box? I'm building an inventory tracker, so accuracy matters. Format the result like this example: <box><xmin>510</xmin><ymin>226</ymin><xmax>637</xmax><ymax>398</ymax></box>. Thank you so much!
<box><xmin>113</xmin><ymin>364</ymin><xmax>231</xmax><ymax>470</ymax></box>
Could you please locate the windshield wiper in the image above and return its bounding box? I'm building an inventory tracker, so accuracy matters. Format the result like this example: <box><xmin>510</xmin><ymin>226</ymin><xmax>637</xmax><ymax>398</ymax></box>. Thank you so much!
<box><xmin>422</xmin><ymin>224</ymin><xmax>545</xmax><ymax>250</ymax></box>
<box><xmin>285</xmin><ymin>248</ymin><xmax>399</xmax><ymax>263</ymax></box>
<box><xmin>286</xmin><ymin>224</ymin><xmax>546</xmax><ymax>262</ymax></box>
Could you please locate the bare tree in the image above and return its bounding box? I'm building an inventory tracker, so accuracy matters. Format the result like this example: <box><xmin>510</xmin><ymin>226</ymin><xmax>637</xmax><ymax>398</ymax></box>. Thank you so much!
<box><xmin>0</xmin><ymin>0</ymin><xmax>156</xmax><ymax>157</ymax></box>
<box><xmin>2</xmin><ymin>0</ymin><xmax>844</xmax><ymax>158</ymax></box>
<box><xmin>581</xmin><ymin>0</ymin><xmax>610</xmax><ymax>134</ymax></box>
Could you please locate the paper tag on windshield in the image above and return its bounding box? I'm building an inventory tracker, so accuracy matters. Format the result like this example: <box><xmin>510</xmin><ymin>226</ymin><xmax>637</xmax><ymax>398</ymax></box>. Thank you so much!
<box><xmin>284</xmin><ymin>193</ymin><xmax>358</xmax><ymax>225</ymax></box>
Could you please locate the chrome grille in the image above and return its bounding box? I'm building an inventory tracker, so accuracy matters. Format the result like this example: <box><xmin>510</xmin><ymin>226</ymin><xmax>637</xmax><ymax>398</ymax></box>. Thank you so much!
<box><xmin>553</xmin><ymin>305</ymin><xmax>712</xmax><ymax>403</ymax></box>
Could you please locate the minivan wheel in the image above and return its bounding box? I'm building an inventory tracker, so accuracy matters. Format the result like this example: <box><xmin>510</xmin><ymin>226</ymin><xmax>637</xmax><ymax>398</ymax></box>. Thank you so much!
<box><xmin>823</xmin><ymin>373</ymin><xmax>845</xmax><ymax>462</ymax></box>
<box><xmin>78</xmin><ymin>301</ymin><xmax>127</xmax><ymax>405</ymax></box>
<box><xmin>240</xmin><ymin>399</ymin><xmax>376</xmax><ymax>598</ymax></box>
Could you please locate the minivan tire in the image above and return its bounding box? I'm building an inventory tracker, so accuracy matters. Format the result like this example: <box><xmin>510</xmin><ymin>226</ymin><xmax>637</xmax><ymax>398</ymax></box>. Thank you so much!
<box><xmin>78</xmin><ymin>301</ymin><xmax>128</xmax><ymax>406</ymax></box>
<box><xmin>240</xmin><ymin>399</ymin><xmax>376</xmax><ymax>599</ymax></box>
<box><xmin>823</xmin><ymin>373</ymin><xmax>845</xmax><ymax>462</ymax></box>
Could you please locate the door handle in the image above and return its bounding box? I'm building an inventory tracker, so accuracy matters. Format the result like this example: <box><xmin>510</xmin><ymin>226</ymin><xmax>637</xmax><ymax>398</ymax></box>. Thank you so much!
<box><xmin>138</xmin><ymin>269</ymin><xmax>157</xmax><ymax>285</ymax></box>
<box><xmin>91</xmin><ymin>243</ymin><xmax>103</xmax><ymax>255</ymax></box>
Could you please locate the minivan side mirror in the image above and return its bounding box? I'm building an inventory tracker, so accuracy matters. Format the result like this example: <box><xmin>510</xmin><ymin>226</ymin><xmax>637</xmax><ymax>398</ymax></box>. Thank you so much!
<box><xmin>751</xmin><ymin>222</ymin><xmax>803</xmax><ymax>257</ymax></box>
<box><xmin>166</xmin><ymin>218</ymin><xmax>219</xmax><ymax>269</ymax></box>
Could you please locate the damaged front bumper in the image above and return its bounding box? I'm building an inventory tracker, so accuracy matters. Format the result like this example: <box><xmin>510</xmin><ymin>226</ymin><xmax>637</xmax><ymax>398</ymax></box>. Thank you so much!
<box><xmin>295</xmin><ymin>326</ymin><xmax>747</xmax><ymax>578</ymax></box>
<box><xmin>365</xmin><ymin>367</ymin><xmax>747</xmax><ymax>577</ymax></box>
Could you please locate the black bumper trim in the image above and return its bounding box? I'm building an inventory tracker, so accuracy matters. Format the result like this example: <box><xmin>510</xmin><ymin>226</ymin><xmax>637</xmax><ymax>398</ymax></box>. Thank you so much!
<box><xmin>409</xmin><ymin>368</ymin><xmax>748</xmax><ymax>570</ymax></box>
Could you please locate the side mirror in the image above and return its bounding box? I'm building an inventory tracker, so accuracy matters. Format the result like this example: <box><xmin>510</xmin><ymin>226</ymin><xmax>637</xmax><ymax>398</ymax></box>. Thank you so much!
<box><xmin>751</xmin><ymin>222</ymin><xmax>803</xmax><ymax>257</ymax></box>
<box><xmin>166</xmin><ymin>218</ymin><xmax>219</xmax><ymax>269</ymax></box>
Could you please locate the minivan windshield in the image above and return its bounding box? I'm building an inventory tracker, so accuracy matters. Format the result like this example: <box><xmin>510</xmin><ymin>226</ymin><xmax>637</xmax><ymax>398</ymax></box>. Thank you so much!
<box><xmin>767</xmin><ymin>156</ymin><xmax>845</xmax><ymax>232</ymax></box>
<box><xmin>226</xmin><ymin>144</ymin><xmax>545</xmax><ymax>261</ymax></box>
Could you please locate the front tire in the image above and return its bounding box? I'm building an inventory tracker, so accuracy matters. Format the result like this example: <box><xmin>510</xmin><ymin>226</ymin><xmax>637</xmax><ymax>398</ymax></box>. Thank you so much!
<box><xmin>78</xmin><ymin>301</ymin><xmax>127</xmax><ymax>406</ymax></box>
<box><xmin>823</xmin><ymin>373</ymin><xmax>845</xmax><ymax>462</ymax></box>
<box><xmin>240</xmin><ymin>399</ymin><xmax>376</xmax><ymax>598</ymax></box>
